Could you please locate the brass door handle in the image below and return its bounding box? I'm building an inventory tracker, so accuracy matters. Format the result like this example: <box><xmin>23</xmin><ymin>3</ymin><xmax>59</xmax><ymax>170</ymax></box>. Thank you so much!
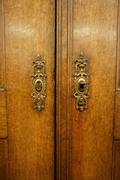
<box><xmin>73</xmin><ymin>52</ymin><xmax>90</xmax><ymax>112</ymax></box>
<box><xmin>31</xmin><ymin>54</ymin><xmax>47</xmax><ymax>111</ymax></box>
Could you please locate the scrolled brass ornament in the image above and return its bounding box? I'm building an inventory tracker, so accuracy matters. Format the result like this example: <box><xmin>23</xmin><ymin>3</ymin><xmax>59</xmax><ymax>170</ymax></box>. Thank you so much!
<box><xmin>73</xmin><ymin>52</ymin><xmax>90</xmax><ymax>112</ymax></box>
<box><xmin>31</xmin><ymin>54</ymin><xmax>47</xmax><ymax>111</ymax></box>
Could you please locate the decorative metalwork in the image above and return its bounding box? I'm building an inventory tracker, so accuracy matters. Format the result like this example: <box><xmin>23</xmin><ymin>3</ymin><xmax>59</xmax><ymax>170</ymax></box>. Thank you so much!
<box><xmin>73</xmin><ymin>52</ymin><xmax>90</xmax><ymax>112</ymax></box>
<box><xmin>31</xmin><ymin>54</ymin><xmax>46</xmax><ymax>111</ymax></box>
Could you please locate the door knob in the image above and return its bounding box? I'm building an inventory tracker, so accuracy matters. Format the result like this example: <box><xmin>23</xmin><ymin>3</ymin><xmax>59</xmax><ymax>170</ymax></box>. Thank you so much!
<box><xmin>31</xmin><ymin>54</ymin><xmax>47</xmax><ymax>111</ymax></box>
<box><xmin>73</xmin><ymin>52</ymin><xmax>90</xmax><ymax>112</ymax></box>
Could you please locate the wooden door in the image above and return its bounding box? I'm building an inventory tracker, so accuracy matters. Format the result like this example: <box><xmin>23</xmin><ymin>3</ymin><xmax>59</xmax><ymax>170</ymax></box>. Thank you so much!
<box><xmin>0</xmin><ymin>0</ymin><xmax>120</xmax><ymax>180</ymax></box>
<box><xmin>0</xmin><ymin>0</ymin><xmax>55</xmax><ymax>180</ymax></box>
<box><xmin>56</xmin><ymin>0</ymin><xmax>120</xmax><ymax>180</ymax></box>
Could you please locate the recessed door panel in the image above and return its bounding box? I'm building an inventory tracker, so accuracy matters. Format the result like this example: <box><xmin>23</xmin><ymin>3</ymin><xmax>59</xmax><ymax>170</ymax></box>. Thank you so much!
<box><xmin>4</xmin><ymin>0</ymin><xmax>55</xmax><ymax>179</ymax></box>
<box><xmin>71</xmin><ymin>1</ymin><xmax>117</xmax><ymax>179</ymax></box>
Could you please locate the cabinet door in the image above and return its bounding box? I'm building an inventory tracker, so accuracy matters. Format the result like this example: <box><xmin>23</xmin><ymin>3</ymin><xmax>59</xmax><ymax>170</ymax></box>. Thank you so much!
<box><xmin>56</xmin><ymin>0</ymin><xmax>118</xmax><ymax>180</ymax></box>
<box><xmin>0</xmin><ymin>1</ymin><xmax>120</xmax><ymax>180</ymax></box>
<box><xmin>0</xmin><ymin>0</ymin><xmax>55</xmax><ymax>180</ymax></box>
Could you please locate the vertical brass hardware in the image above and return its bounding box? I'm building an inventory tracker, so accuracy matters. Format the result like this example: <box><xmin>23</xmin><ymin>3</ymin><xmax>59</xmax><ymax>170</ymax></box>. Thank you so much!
<box><xmin>73</xmin><ymin>52</ymin><xmax>90</xmax><ymax>112</ymax></box>
<box><xmin>31</xmin><ymin>54</ymin><xmax>47</xmax><ymax>111</ymax></box>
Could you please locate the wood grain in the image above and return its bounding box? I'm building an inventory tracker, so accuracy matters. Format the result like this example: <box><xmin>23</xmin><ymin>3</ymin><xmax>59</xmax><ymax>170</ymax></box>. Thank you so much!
<box><xmin>56</xmin><ymin>0</ymin><xmax>72</xmax><ymax>179</ymax></box>
<box><xmin>0</xmin><ymin>91</ymin><xmax>7</xmax><ymax>138</ymax></box>
<box><xmin>0</xmin><ymin>0</ymin><xmax>5</xmax><ymax>87</ymax></box>
<box><xmin>57</xmin><ymin>1</ymin><xmax>118</xmax><ymax>180</ymax></box>
<box><xmin>4</xmin><ymin>0</ymin><xmax>55</xmax><ymax>179</ymax></box>
<box><xmin>0</xmin><ymin>139</ymin><xmax>8</xmax><ymax>180</ymax></box>
<box><xmin>116</xmin><ymin>0</ymin><xmax>120</xmax><ymax>90</ymax></box>
<box><xmin>71</xmin><ymin>1</ymin><xmax>117</xmax><ymax>179</ymax></box>
<box><xmin>114</xmin><ymin>92</ymin><xmax>120</xmax><ymax>139</ymax></box>
<box><xmin>56</xmin><ymin>0</ymin><xmax>67</xmax><ymax>178</ymax></box>
<box><xmin>113</xmin><ymin>140</ymin><xmax>120</xmax><ymax>180</ymax></box>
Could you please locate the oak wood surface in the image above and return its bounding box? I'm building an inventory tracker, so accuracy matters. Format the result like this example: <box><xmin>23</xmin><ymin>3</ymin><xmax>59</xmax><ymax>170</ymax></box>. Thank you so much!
<box><xmin>0</xmin><ymin>91</ymin><xmax>8</xmax><ymax>179</ymax></box>
<box><xmin>1</xmin><ymin>0</ymin><xmax>119</xmax><ymax>179</ymax></box>
<box><xmin>0</xmin><ymin>91</ymin><xmax>7</xmax><ymax>138</ymax></box>
<box><xmin>56</xmin><ymin>0</ymin><xmax>118</xmax><ymax>180</ymax></box>
<box><xmin>0</xmin><ymin>0</ymin><xmax>5</xmax><ymax>87</ymax></box>
<box><xmin>57</xmin><ymin>0</ymin><xmax>118</xmax><ymax>180</ymax></box>
<box><xmin>56</xmin><ymin>0</ymin><xmax>72</xmax><ymax>179</ymax></box>
<box><xmin>56</xmin><ymin>0</ymin><xmax>67</xmax><ymax>179</ymax></box>
<box><xmin>116</xmin><ymin>0</ymin><xmax>120</xmax><ymax>90</ymax></box>
<box><xmin>114</xmin><ymin>92</ymin><xmax>120</xmax><ymax>139</ymax></box>
<box><xmin>71</xmin><ymin>1</ymin><xmax>117</xmax><ymax>179</ymax></box>
<box><xmin>4</xmin><ymin>0</ymin><xmax>55</xmax><ymax>179</ymax></box>
<box><xmin>113</xmin><ymin>140</ymin><xmax>120</xmax><ymax>180</ymax></box>
<box><xmin>0</xmin><ymin>139</ymin><xmax>8</xmax><ymax>180</ymax></box>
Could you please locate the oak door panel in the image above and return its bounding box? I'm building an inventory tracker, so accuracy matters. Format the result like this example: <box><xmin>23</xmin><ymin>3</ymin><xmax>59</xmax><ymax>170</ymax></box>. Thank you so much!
<box><xmin>56</xmin><ymin>1</ymin><xmax>118</xmax><ymax>180</ymax></box>
<box><xmin>0</xmin><ymin>140</ymin><xmax>8</xmax><ymax>180</ymax></box>
<box><xmin>4</xmin><ymin>0</ymin><xmax>55</xmax><ymax>180</ymax></box>
<box><xmin>113</xmin><ymin>140</ymin><xmax>120</xmax><ymax>180</ymax></box>
<box><xmin>0</xmin><ymin>0</ymin><xmax>5</xmax><ymax>87</ymax></box>
<box><xmin>114</xmin><ymin>92</ymin><xmax>120</xmax><ymax>139</ymax></box>
<box><xmin>0</xmin><ymin>90</ymin><xmax>8</xmax><ymax>180</ymax></box>
<box><xmin>71</xmin><ymin>1</ymin><xmax>117</xmax><ymax>179</ymax></box>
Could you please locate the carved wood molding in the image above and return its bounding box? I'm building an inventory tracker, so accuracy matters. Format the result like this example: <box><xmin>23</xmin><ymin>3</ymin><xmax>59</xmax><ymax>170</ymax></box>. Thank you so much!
<box><xmin>116</xmin><ymin>2</ymin><xmax>120</xmax><ymax>90</ymax></box>
<box><xmin>0</xmin><ymin>0</ymin><xmax>5</xmax><ymax>88</ymax></box>
<box><xmin>0</xmin><ymin>91</ymin><xmax>7</xmax><ymax>139</ymax></box>
<box><xmin>56</xmin><ymin>0</ymin><xmax>72</xmax><ymax>179</ymax></box>
<box><xmin>114</xmin><ymin>92</ymin><xmax>120</xmax><ymax>139</ymax></box>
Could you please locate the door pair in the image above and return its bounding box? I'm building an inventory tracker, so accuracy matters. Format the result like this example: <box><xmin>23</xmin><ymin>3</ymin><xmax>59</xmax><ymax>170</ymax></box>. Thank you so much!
<box><xmin>0</xmin><ymin>0</ymin><xmax>119</xmax><ymax>180</ymax></box>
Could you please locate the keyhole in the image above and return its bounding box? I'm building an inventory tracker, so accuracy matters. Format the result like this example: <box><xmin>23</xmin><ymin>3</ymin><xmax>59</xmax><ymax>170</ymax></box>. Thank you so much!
<box><xmin>79</xmin><ymin>83</ymin><xmax>84</xmax><ymax>92</ymax></box>
<box><xmin>35</xmin><ymin>80</ymin><xmax>42</xmax><ymax>92</ymax></box>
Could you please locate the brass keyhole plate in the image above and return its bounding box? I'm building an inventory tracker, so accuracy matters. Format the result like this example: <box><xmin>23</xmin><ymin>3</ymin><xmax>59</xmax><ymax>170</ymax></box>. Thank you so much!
<box><xmin>31</xmin><ymin>54</ymin><xmax>47</xmax><ymax>111</ymax></box>
<box><xmin>73</xmin><ymin>52</ymin><xmax>90</xmax><ymax>112</ymax></box>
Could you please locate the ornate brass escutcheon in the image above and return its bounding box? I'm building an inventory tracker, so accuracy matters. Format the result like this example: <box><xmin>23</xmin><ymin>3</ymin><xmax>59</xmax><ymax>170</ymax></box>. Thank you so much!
<box><xmin>73</xmin><ymin>52</ymin><xmax>90</xmax><ymax>112</ymax></box>
<box><xmin>31</xmin><ymin>54</ymin><xmax>46</xmax><ymax>111</ymax></box>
